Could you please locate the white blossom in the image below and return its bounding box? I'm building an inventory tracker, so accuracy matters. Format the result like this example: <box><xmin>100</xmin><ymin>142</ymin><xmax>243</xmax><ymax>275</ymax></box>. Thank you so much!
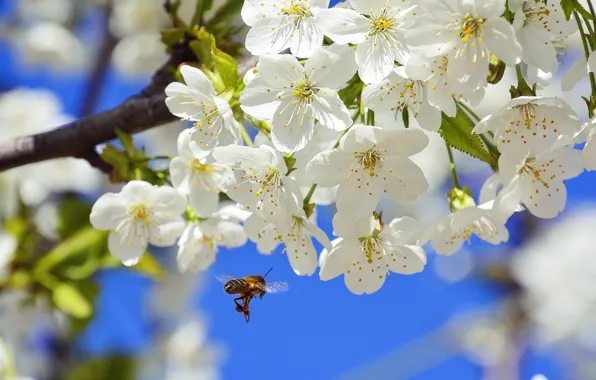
<box><xmin>0</xmin><ymin>233</ymin><xmax>16</xmax><ymax>282</ymax></box>
<box><xmin>316</xmin><ymin>0</ymin><xmax>416</xmax><ymax>83</ymax></box>
<box><xmin>403</xmin><ymin>54</ymin><xmax>459</xmax><ymax>117</ymax></box>
<box><xmin>319</xmin><ymin>214</ymin><xmax>427</xmax><ymax>295</ymax></box>
<box><xmin>244</xmin><ymin>208</ymin><xmax>332</xmax><ymax>275</ymax></box>
<box><xmin>419</xmin><ymin>203</ymin><xmax>510</xmax><ymax>255</ymax></box>
<box><xmin>240</xmin><ymin>44</ymin><xmax>357</xmax><ymax>153</ymax></box>
<box><xmin>255</xmin><ymin>126</ymin><xmax>342</xmax><ymax>204</ymax></box>
<box><xmin>17</xmin><ymin>158</ymin><xmax>102</xmax><ymax>206</ymax></box>
<box><xmin>90</xmin><ymin>181</ymin><xmax>187</xmax><ymax>266</ymax></box>
<box><xmin>177</xmin><ymin>205</ymin><xmax>248</xmax><ymax>273</ymax></box>
<box><xmin>212</xmin><ymin>144</ymin><xmax>303</xmax><ymax>218</ymax></box>
<box><xmin>495</xmin><ymin>147</ymin><xmax>583</xmax><ymax>219</ymax></box>
<box><xmin>306</xmin><ymin>125</ymin><xmax>429</xmax><ymax>219</ymax></box>
<box><xmin>512</xmin><ymin>207</ymin><xmax>596</xmax><ymax>348</ymax></box>
<box><xmin>169</xmin><ymin>130</ymin><xmax>228</xmax><ymax>217</ymax></box>
<box><xmin>15</xmin><ymin>22</ymin><xmax>87</xmax><ymax>71</ymax></box>
<box><xmin>112</xmin><ymin>32</ymin><xmax>168</xmax><ymax>76</ymax></box>
<box><xmin>109</xmin><ymin>0</ymin><xmax>169</xmax><ymax>38</ymax></box>
<box><xmin>472</xmin><ymin>96</ymin><xmax>581</xmax><ymax>156</ymax></box>
<box><xmin>511</xmin><ymin>0</ymin><xmax>576</xmax><ymax>74</ymax></box>
<box><xmin>406</xmin><ymin>0</ymin><xmax>522</xmax><ymax>98</ymax></box>
<box><xmin>241</xmin><ymin>0</ymin><xmax>328</xmax><ymax>57</ymax></box>
<box><xmin>165</xmin><ymin>65</ymin><xmax>242</xmax><ymax>151</ymax></box>
<box><xmin>363</xmin><ymin>67</ymin><xmax>444</xmax><ymax>132</ymax></box>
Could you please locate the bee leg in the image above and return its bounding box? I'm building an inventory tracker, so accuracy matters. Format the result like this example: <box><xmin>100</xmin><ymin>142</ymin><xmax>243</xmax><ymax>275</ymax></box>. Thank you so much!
<box><xmin>244</xmin><ymin>309</ymin><xmax>250</xmax><ymax>323</ymax></box>
<box><xmin>233</xmin><ymin>297</ymin><xmax>244</xmax><ymax>308</ymax></box>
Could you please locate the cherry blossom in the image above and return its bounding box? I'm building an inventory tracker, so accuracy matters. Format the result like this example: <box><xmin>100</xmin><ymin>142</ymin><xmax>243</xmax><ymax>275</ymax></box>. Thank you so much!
<box><xmin>165</xmin><ymin>65</ymin><xmax>242</xmax><ymax>151</ymax></box>
<box><xmin>472</xmin><ymin>96</ymin><xmax>581</xmax><ymax>156</ymax></box>
<box><xmin>363</xmin><ymin>67</ymin><xmax>445</xmax><ymax>132</ymax></box>
<box><xmin>240</xmin><ymin>44</ymin><xmax>357</xmax><ymax>153</ymax></box>
<box><xmin>495</xmin><ymin>147</ymin><xmax>583</xmax><ymax>219</ymax></box>
<box><xmin>316</xmin><ymin>0</ymin><xmax>416</xmax><ymax>83</ymax></box>
<box><xmin>212</xmin><ymin>144</ymin><xmax>303</xmax><ymax>218</ymax></box>
<box><xmin>319</xmin><ymin>214</ymin><xmax>427</xmax><ymax>295</ymax></box>
<box><xmin>406</xmin><ymin>0</ymin><xmax>522</xmax><ymax>98</ymax></box>
<box><xmin>90</xmin><ymin>181</ymin><xmax>187</xmax><ymax>266</ymax></box>
<box><xmin>510</xmin><ymin>0</ymin><xmax>576</xmax><ymax>74</ymax></box>
<box><xmin>420</xmin><ymin>203</ymin><xmax>510</xmax><ymax>256</ymax></box>
<box><xmin>306</xmin><ymin>125</ymin><xmax>429</xmax><ymax>218</ymax></box>
<box><xmin>241</xmin><ymin>0</ymin><xmax>329</xmax><ymax>57</ymax></box>
<box><xmin>169</xmin><ymin>129</ymin><xmax>228</xmax><ymax>217</ymax></box>
<box><xmin>177</xmin><ymin>204</ymin><xmax>249</xmax><ymax>273</ymax></box>
<box><xmin>244</xmin><ymin>208</ymin><xmax>332</xmax><ymax>276</ymax></box>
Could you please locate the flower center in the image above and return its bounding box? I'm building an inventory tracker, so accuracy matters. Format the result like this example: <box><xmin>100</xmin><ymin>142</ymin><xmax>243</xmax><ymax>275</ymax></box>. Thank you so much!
<box><xmin>359</xmin><ymin>235</ymin><xmax>382</xmax><ymax>264</ymax></box>
<box><xmin>355</xmin><ymin>148</ymin><xmax>385</xmax><ymax>176</ymax></box>
<box><xmin>201</xmin><ymin>234</ymin><xmax>215</xmax><ymax>250</ymax></box>
<box><xmin>128</xmin><ymin>204</ymin><xmax>151</xmax><ymax>224</ymax></box>
<box><xmin>515</xmin><ymin>103</ymin><xmax>538</xmax><ymax>130</ymax></box>
<box><xmin>190</xmin><ymin>158</ymin><xmax>213</xmax><ymax>175</ymax></box>
<box><xmin>522</xmin><ymin>1</ymin><xmax>550</xmax><ymax>28</ymax></box>
<box><xmin>460</xmin><ymin>14</ymin><xmax>485</xmax><ymax>43</ymax></box>
<box><xmin>281</xmin><ymin>0</ymin><xmax>312</xmax><ymax>21</ymax></box>
<box><xmin>255</xmin><ymin>166</ymin><xmax>282</xmax><ymax>197</ymax></box>
<box><xmin>370</xmin><ymin>12</ymin><xmax>396</xmax><ymax>35</ymax></box>
<box><xmin>292</xmin><ymin>81</ymin><xmax>314</xmax><ymax>102</ymax></box>
<box><xmin>520</xmin><ymin>158</ymin><xmax>550</xmax><ymax>188</ymax></box>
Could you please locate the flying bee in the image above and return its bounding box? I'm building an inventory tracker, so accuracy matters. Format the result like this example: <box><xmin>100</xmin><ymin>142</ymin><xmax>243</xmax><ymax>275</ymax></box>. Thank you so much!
<box><xmin>217</xmin><ymin>268</ymin><xmax>289</xmax><ymax>323</ymax></box>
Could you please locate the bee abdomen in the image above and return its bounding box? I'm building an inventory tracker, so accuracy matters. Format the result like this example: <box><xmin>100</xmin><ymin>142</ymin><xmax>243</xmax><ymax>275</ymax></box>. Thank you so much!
<box><xmin>224</xmin><ymin>279</ymin><xmax>249</xmax><ymax>294</ymax></box>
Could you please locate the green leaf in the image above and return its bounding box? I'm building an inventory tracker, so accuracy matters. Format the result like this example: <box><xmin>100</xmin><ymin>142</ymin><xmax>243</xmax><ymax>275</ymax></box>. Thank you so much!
<box><xmin>189</xmin><ymin>38</ymin><xmax>214</xmax><ymax>67</ymax></box>
<box><xmin>160</xmin><ymin>28</ymin><xmax>185</xmax><ymax>46</ymax></box>
<box><xmin>560</xmin><ymin>0</ymin><xmax>574</xmax><ymax>20</ymax></box>
<box><xmin>338</xmin><ymin>75</ymin><xmax>363</xmax><ymax>108</ymax></box>
<box><xmin>35</xmin><ymin>227</ymin><xmax>108</xmax><ymax>276</ymax></box>
<box><xmin>439</xmin><ymin>109</ymin><xmax>497</xmax><ymax>167</ymax></box>
<box><xmin>99</xmin><ymin>144</ymin><xmax>131</xmax><ymax>183</ymax></box>
<box><xmin>214</xmin><ymin>49</ymin><xmax>238</xmax><ymax>89</ymax></box>
<box><xmin>52</xmin><ymin>282</ymin><xmax>93</xmax><ymax>319</ymax></box>
<box><xmin>132</xmin><ymin>253</ymin><xmax>165</xmax><ymax>280</ymax></box>
<box><xmin>573</xmin><ymin>0</ymin><xmax>594</xmax><ymax>20</ymax></box>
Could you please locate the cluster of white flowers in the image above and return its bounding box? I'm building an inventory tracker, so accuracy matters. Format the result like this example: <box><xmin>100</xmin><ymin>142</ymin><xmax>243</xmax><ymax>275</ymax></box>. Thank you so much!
<box><xmin>90</xmin><ymin>0</ymin><xmax>596</xmax><ymax>295</ymax></box>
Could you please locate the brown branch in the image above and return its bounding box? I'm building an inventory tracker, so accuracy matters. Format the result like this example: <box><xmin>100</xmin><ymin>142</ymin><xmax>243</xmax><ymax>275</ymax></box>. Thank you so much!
<box><xmin>0</xmin><ymin>40</ymin><xmax>197</xmax><ymax>173</ymax></box>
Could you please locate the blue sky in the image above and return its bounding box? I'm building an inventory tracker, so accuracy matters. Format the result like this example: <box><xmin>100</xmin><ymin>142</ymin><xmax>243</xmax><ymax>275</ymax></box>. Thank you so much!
<box><xmin>2</xmin><ymin>0</ymin><xmax>595</xmax><ymax>378</ymax></box>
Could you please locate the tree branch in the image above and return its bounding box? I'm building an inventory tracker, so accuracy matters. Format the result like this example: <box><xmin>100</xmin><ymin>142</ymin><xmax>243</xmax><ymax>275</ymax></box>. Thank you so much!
<box><xmin>0</xmin><ymin>41</ymin><xmax>196</xmax><ymax>173</ymax></box>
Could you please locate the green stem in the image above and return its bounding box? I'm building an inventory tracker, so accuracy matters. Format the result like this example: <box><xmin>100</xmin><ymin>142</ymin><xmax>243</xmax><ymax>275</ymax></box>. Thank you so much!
<box><xmin>303</xmin><ymin>184</ymin><xmax>317</xmax><ymax>205</ymax></box>
<box><xmin>576</xmin><ymin>11</ymin><xmax>596</xmax><ymax>98</ymax></box>
<box><xmin>133</xmin><ymin>155</ymin><xmax>173</xmax><ymax>163</ymax></box>
<box><xmin>582</xmin><ymin>15</ymin><xmax>596</xmax><ymax>50</ymax></box>
<box><xmin>191</xmin><ymin>0</ymin><xmax>204</xmax><ymax>26</ymax></box>
<box><xmin>134</xmin><ymin>167</ymin><xmax>143</xmax><ymax>180</ymax></box>
<box><xmin>359</xmin><ymin>96</ymin><xmax>365</xmax><ymax>124</ymax></box>
<box><xmin>455</xmin><ymin>101</ymin><xmax>480</xmax><ymax>123</ymax></box>
<box><xmin>587</xmin><ymin>0</ymin><xmax>596</xmax><ymax>33</ymax></box>
<box><xmin>445</xmin><ymin>142</ymin><xmax>461</xmax><ymax>190</ymax></box>
<box><xmin>239</xmin><ymin>123</ymin><xmax>254</xmax><ymax>147</ymax></box>
<box><xmin>366</xmin><ymin>109</ymin><xmax>375</xmax><ymax>126</ymax></box>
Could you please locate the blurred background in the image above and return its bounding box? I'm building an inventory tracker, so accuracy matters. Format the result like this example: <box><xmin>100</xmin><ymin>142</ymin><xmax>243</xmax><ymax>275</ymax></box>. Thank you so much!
<box><xmin>0</xmin><ymin>0</ymin><xmax>596</xmax><ymax>379</ymax></box>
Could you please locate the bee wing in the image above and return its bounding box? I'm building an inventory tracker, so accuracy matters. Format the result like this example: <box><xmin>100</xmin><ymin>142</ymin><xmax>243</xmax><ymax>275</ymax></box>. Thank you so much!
<box><xmin>216</xmin><ymin>274</ymin><xmax>236</xmax><ymax>284</ymax></box>
<box><xmin>262</xmin><ymin>281</ymin><xmax>289</xmax><ymax>294</ymax></box>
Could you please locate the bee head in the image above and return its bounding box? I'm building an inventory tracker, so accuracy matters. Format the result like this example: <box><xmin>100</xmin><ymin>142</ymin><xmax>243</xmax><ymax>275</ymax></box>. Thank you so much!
<box><xmin>224</xmin><ymin>282</ymin><xmax>234</xmax><ymax>294</ymax></box>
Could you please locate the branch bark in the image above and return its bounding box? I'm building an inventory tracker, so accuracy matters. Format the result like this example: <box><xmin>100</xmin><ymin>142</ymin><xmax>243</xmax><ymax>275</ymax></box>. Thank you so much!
<box><xmin>0</xmin><ymin>43</ymin><xmax>196</xmax><ymax>174</ymax></box>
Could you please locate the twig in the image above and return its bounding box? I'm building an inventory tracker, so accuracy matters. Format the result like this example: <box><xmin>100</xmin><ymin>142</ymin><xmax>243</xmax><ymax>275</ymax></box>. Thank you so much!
<box><xmin>0</xmin><ymin>39</ymin><xmax>198</xmax><ymax>173</ymax></box>
<box><xmin>79</xmin><ymin>0</ymin><xmax>118</xmax><ymax>117</ymax></box>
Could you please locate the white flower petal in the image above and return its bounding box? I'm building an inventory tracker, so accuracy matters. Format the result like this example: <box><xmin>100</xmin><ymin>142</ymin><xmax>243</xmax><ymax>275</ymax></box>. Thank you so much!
<box><xmin>108</xmin><ymin>229</ymin><xmax>146</xmax><ymax>265</ymax></box>
<box><xmin>305</xmin><ymin>44</ymin><xmax>358</xmax><ymax>89</ymax></box>
<box><xmin>319</xmin><ymin>239</ymin><xmax>357</xmax><ymax>280</ymax></box>
<box><xmin>305</xmin><ymin>149</ymin><xmax>353</xmax><ymax>187</ymax></box>
<box><xmin>388</xmin><ymin>244</ymin><xmax>426</xmax><ymax>275</ymax></box>
<box><xmin>89</xmin><ymin>193</ymin><xmax>128</xmax><ymax>230</ymax></box>
<box><xmin>311</xmin><ymin>89</ymin><xmax>352</xmax><ymax>131</ymax></box>
<box><xmin>290</xmin><ymin>18</ymin><xmax>324</xmax><ymax>58</ymax></box>
<box><xmin>271</xmin><ymin>97</ymin><xmax>315</xmax><ymax>153</ymax></box>
<box><xmin>314</xmin><ymin>9</ymin><xmax>369</xmax><ymax>45</ymax></box>
<box><xmin>355</xmin><ymin>36</ymin><xmax>394</xmax><ymax>84</ymax></box>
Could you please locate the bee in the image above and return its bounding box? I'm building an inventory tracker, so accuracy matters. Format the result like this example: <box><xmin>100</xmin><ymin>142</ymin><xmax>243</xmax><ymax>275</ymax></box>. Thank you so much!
<box><xmin>217</xmin><ymin>268</ymin><xmax>289</xmax><ymax>323</ymax></box>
